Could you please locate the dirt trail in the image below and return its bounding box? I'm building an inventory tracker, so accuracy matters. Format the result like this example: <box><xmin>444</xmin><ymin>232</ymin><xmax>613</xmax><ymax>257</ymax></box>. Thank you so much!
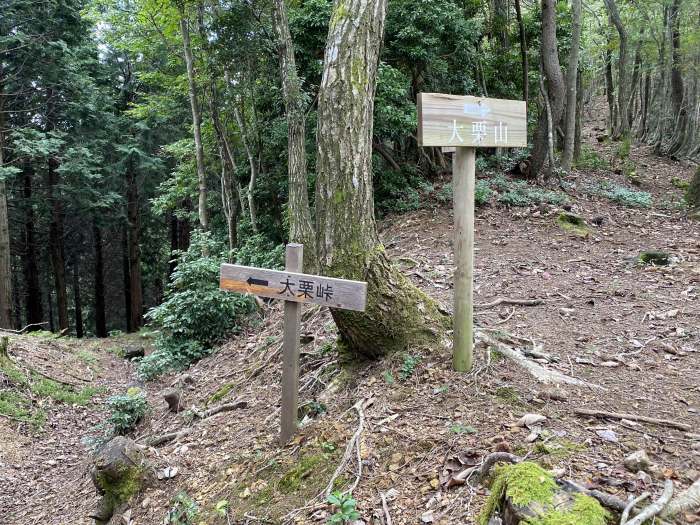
<box><xmin>1</xmin><ymin>121</ymin><xmax>698</xmax><ymax>524</ymax></box>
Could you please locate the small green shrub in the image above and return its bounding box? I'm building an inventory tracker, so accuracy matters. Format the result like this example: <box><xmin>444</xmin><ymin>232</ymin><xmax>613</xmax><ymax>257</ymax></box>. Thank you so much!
<box><xmin>399</xmin><ymin>354</ymin><xmax>421</xmax><ymax>380</ymax></box>
<box><xmin>574</xmin><ymin>146</ymin><xmax>608</xmax><ymax>170</ymax></box>
<box><xmin>167</xmin><ymin>492</ymin><xmax>199</xmax><ymax>525</ymax></box>
<box><xmin>234</xmin><ymin>232</ymin><xmax>285</xmax><ymax>269</ymax></box>
<box><xmin>489</xmin><ymin>175</ymin><xmax>567</xmax><ymax>207</ymax></box>
<box><xmin>106</xmin><ymin>388</ymin><xmax>148</xmax><ymax>435</ymax></box>
<box><xmin>141</xmin><ymin>232</ymin><xmax>255</xmax><ymax>380</ymax></box>
<box><xmin>603</xmin><ymin>186</ymin><xmax>652</xmax><ymax>207</ymax></box>
<box><xmin>327</xmin><ymin>491</ymin><xmax>360</xmax><ymax>524</ymax></box>
<box><xmin>435</xmin><ymin>181</ymin><xmax>493</xmax><ymax>206</ymax></box>
<box><xmin>616</xmin><ymin>136</ymin><xmax>632</xmax><ymax>160</ymax></box>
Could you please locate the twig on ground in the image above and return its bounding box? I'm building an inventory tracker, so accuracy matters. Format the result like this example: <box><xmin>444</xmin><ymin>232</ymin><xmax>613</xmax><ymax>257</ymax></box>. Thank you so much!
<box><xmin>574</xmin><ymin>408</ymin><xmax>691</xmax><ymax>432</ymax></box>
<box><xmin>145</xmin><ymin>428</ymin><xmax>192</xmax><ymax>447</ymax></box>
<box><xmin>478</xmin><ymin>452</ymin><xmax>521</xmax><ymax>481</ymax></box>
<box><xmin>323</xmin><ymin>399</ymin><xmax>367</xmax><ymax>498</ymax></box>
<box><xmin>495</xmin><ymin>307</ymin><xmax>516</xmax><ymax>324</ymax></box>
<box><xmin>380</xmin><ymin>491</ymin><xmax>393</xmax><ymax>525</ymax></box>
<box><xmin>475</xmin><ymin>298</ymin><xmax>543</xmax><ymax>309</ymax></box>
<box><xmin>0</xmin><ymin>322</ymin><xmax>49</xmax><ymax>335</ymax></box>
<box><xmin>620</xmin><ymin>492</ymin><xmax>650</xmax><ymax>524</ymax></box>
<box><xmin>625</xmin><ymin>480</ymin><xmax>674</xmax><ymax>525</ymax></box>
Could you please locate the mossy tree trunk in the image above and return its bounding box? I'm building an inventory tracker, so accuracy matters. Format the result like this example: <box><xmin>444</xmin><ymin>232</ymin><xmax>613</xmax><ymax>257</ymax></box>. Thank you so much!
<box><xmin>315</xmin><ymin>0</ymin><xmax>449</xmax><ymax>358</ymax></box>
<box><xmin>272</xmin><ymin>0</ymin><xmax>317</xmax><ymax>272</ymax></box>
<box><xmin>688</xmin><ymin>167</ymin><xmax>700</xmax><ymax>212</ymax></box>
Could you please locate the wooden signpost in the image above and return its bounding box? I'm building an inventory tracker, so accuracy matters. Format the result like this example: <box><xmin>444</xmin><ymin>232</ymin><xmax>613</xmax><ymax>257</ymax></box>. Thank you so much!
<box><xmin>418</xmin><ymin>93</ymin><xmax>527</xmax><ymax>372</ymax></box>
<box><xmin>220</xmin><ymin>244</ymin><xmax>367</xmax><ymax>443</ymax></box>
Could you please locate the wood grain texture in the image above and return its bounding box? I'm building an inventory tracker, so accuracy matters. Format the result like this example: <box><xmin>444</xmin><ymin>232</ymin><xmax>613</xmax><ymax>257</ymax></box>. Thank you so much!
<box><xmin>280</xmin><ymin>244</ymin><xmax>302</xmax><ymax>444</ymax></box>
<box><xmin>220</xmin><ymin>264</ymin><xmax>367</xmax><ymax>312</ymax></box>
<box><xmin>452</xmin><ymin>147</ymin><xmax>476</xmax><ymax>372</ymax></box>
<box><xmin>418</xmin><ymin>93</ymin><xmax>527</xmax><ymax>148</ymax></box>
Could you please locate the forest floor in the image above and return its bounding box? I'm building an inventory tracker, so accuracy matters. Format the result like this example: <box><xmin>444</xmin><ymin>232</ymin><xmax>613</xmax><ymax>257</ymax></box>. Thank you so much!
<box><xmin>1</xmin><ymin>114</ymin><xmax>699</xmax><ymax>525</ymax></box>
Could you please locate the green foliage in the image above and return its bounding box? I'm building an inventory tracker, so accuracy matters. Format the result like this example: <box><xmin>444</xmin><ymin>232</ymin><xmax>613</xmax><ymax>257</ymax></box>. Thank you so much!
<box><xmin>492</xmin><ymin>175</ymin><xmax>568</xmax><ymax>207</ymax></box>
<box><xmin>574</xmin><ymin>146</ymin><xmax>609</xmax><ymax>170</ymax></box>
<box><xmin>450</xmin><ymin>423</ymin><xmax>477</xmax><ymax>434</ymax></box>
<box><xmin>234</xmin><ymin>232</ymin><xmax>285</xmax><ymax>269</ymax></box>
<box><xmin>140</xmin><ymin>232</ymin><xmax>255</xmax><ymax>380</ymax></box>
<box><xmin>382</xmin><ymin>370</ymin><xmax>395</xmax><ymax>384</ymax></box>
<box><xmin>686</xmin><ymin>167</ymin><xmax>700</xmax><ymax>210</ymax></box>
<box><xmin>167</xmin><ymin>492</ymin><xmax>200</xmax><ymax>525</ymax></box>
<box><xmin>0</xmin><ymin>390</ymin><xmax>46</xmax><ymax>428</ymax></box>
<box><xmin>603</xmin><ymin>186</ymin><xmax>652</xmax><ymax>207</ymax></box>
<box><xmin>638</xmin><ymin>251</ymin><xmax>670</xmax><ymax>266</ymax></box>
<box><xmin>399</xmin><ymin>354</ymin><xmax>421</xmax><ymax>380</ymax></box>
<box><xmin>327</xmin><ymin>492</ymin><xmax>360</xmax><ymax>524</ymax></box>
<box><xmin>106</xmin><ymin>388</ymin><xmax>148</xmax><ymax>435</ymax></box>
<box><xmin>435</xmin><ymin>180</ymin><xmax>493</xmax><ymax>206</ymax></box>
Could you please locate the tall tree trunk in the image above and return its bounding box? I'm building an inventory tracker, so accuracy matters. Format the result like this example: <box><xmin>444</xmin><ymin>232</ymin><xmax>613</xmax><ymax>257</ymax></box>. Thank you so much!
<box><xmin>561</xmin><ymin>0</ymin><xmax>582</xmax><ymax>172</ymax></box>
<box><xmin>574</xmin><ymin>68</ymin><xmax>583</xmax><ymax>161</ymax></box>
<box><xmin>179</xmin><ymin>8</ymin><xmax>208</xmax><ymax>230</ymax></box>
<box><xmin>233</xmin><ymin>104</ymin><xmax>259</xmax><ymax>233</ymax></box>
<box><xmin>93</xmin><ymin>220</ymin><xmax>107</xmax><ymax>338</ymax></box>
<box><xmin>72</xmin><ymin>260</ymin><xmax>83</xmax><ymax>338</ymax></box>
<box><xmin>315</xmin><ymin>0</ymin><xmax>448</xmax><ymax>358</ymax></box>
<box><xmin>122</xmin><ymin>225</ymin><xmax>132</xmax><ymax>332</ymax></box>
<box><xmin>272</xmin><ymin>0</ymin><xmax>317</xmax><ymax>270</ymax></box>
<box><xmin>605</xmin><ymin>45</ymin><xmax>616</xmax><ymax>134</ymax></box>
<box><xmin>604</xmin><ymin>0</ymin><xmax>630</xmax><ymax>138</ymax></box>
<box><xmin>0</xmin><ymin>76</ymin><xmax>13</xmax><ymax>328</ymax></box>
<box><xmin>667</xmin><ymin>0</ymin><xmax>687</xmax><ymax>155</ymax></box>
<box><xmin>47</xmin><ymin>156</ymin><xmax>69</xmax><ymax>331</ymax></box>
<box><xmin>527</xmin><ymin>0</ymin><xmax>566</xmax><ymax>178</ymax></box>
<box><xmin>22</xmin><ymin>164</ymin><xmax>43</xmax><ymax>327</ymax></box>
<box><xmin>126</xmin><ymin>156</ymin><xmax>142</xmax><ymax>332</ymax></box>
<box><xmin>514</xmin><ymin>0</ymin><xmax>529</xmax><ymax>105</ymax></box>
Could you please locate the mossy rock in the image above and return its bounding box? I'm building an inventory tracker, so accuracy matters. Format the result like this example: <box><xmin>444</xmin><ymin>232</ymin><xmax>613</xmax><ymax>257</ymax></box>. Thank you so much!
<box><xmin>90</xmin><ymin>436</ymin><xmax>147</xmax><ymax>524</ymax></box>
<box><xmin>479</xmin><ymin>462</ymin><xmax>610</xmax><ymax>525</ymax></box>
<box><xmin>556</xmin><ymin>213</ymin><xmax>589</xmax><ymax>237</ymax></box>
<box><xmin>638</xmin><ymin>251</ymin><xmax>671</xmax><ymax>266</ymax></box>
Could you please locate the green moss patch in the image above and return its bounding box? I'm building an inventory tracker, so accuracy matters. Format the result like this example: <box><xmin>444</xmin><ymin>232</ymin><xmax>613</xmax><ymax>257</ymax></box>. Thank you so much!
<box><xmin>495</xmin><ymin>386</ymin><xmax>522</xmax><ymax>406</ymax></box>
<box><xmin>638</xmin><ymin>251</ymin><xmax>670</xmax><ymax>266</ymax></box>
<box><xmin>223</xmin><ymin>437</ymin><xmax>344</xmax><ymax>522</ymax></box>
<box><xmin>556</xmin><ymin>213</ymin><xmax>590</xmax><ymax>237</ymax></box>
<box><xmin>208</xmin><ymin>382</ymin><xmax>235</xmax><ymax>405</ymax></box>
<box><xmin>479</xmin><ymin>462</ymin><xmax>609</xmax><ymax>525</ymax></box>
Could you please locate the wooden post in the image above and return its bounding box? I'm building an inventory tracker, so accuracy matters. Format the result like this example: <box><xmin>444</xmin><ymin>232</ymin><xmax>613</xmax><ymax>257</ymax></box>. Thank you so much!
<box><xmin>280</xmin><ymin>243</ymin><xmax>303</xmax><ymax>443</ymax></box>
<box><xmin>453</xmin><ymin>147</ymin><xmax>476</xmax><ymax>372</ymax></box>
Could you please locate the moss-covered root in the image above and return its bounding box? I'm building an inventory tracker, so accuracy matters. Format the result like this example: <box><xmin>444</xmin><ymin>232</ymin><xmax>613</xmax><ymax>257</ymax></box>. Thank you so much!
<box><xmin>479</xmin><ymin>462</ymin><xmax>610</xmax><ymax>525</ymax></box>
<box><xmin>330</xmin><ymin>246</ymin><xmax>450</xmax><ymax>359</ymax></box>
<box><xmin>90</xmin><ymin>436</ymin><xmax>147</xmax><ymax>524</ymax></box>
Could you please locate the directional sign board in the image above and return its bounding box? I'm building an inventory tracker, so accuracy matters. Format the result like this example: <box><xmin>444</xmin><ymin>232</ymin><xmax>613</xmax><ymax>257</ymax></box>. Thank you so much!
<box><xmin>417</xmin><ymin>93</ymin><xmax>527</xmax><ymax>148</ymax></box>
<box><xmin>220</xmin><ymin>264</ymin><xmax>367</xmax><ymax>312</ymax></box>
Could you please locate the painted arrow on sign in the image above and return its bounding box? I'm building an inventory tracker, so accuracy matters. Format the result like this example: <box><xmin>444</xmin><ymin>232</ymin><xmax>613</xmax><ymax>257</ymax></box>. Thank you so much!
<box><xmin>220</xmin><ymin>263</ymin><xmax>367</xmax><ymax>312</ymax></box>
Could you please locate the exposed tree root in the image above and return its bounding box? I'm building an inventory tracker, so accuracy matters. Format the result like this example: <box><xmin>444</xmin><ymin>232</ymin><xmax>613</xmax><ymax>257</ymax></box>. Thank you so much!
<box><xmin>625</xmin><ymin>479</ymin><xmax>674</xmax><ymax>525</ymax></box>
<box><xmin>574</xmin><ymin>408</ymin><xmax>691</xmax><ymax>432</ymax></box>
<box><xmin>475</xmin><ymin>298</ymin><xmax>543</xmax><ymax>309</ymax></box>
<box><xmin>477</xmin><ymin>331</ymin><xmax>605</xmax><ymax>390</ymax></box>
<box><xmin>662</xmin><ymin>477</ymin><xmax>700</xmax><ymax>519</ymax></box>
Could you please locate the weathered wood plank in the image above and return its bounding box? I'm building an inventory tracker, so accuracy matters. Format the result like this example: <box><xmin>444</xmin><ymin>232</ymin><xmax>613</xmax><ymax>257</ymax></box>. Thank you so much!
<box><xmin>219</xmin><ymin>263</ymin><xmax>367</xmax><ymax>312</ymax></box>
<box><xmin>280</xmin><ymin>244</ymin><xmax>302</xmax><ymax>444</ymax></box>
<box><xmin>418</xmin><ymin>93</ymin><xmax>527</xmax><ymax>148</ymax></box>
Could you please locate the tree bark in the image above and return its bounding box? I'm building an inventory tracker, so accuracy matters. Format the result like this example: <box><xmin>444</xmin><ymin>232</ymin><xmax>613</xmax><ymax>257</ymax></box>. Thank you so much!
<box><xmin>47</xmin><ymin>156</ymin><xmax>69</xmax><ymax>331</ymax></box>
<box><xmin>22</xmin><ymin>164</ymin><xmax>43</xmax><ymax>327</ymax></box>
<box><xmin>561</xmin><ymin>0</ymin><xmax>582</xmax><ymax>172</ymax></box>
<box><xmin>315</xmin><ymin>0</ymin><xmax>449</xmax><ymax>358</ymax></box>
<box><xmin>179</xmin><ymin>9</ymin><xmax>208</xmax><ymax>231</ymax></box>
<box><xmin>667</xmin><ymin>0</ymin><xmax>687</xmax><ymax>155</ymax></box>
<box><xmin>272</xmin><ymin>0</ymin><xmax>317</xmax><ymax>271</ymax></box>
<box><xmin>0</xmin><ymin>75</ymin><xmax>13</xmax><ymax>328</ymax></box>
<box><xmin>233</xmin><ymin>104</ymin><xmax>259</xmax><ymax>233</ymax></box>
<box><xmin>527</xmin><ymin>0</ymin><xmax>566</xmax><ymax>178</ymax></box>
<box><xmin>93</xmin><ymin>220</ymin><xmax>107</xmax><ymax>338</ymax></box>
<box><xmin>514</xmin><ymin>0</ymin><xmax>529</xmax><ymax>105</ymax></box>
<box><xmin>72</xmin><ymin>260</ymin><xmax>83</xmax><ymax>338</ymax></box>
<box><xmin>122</xmin><ymin>224</ymin><xmax>132</xmax><ymax>333</ymax></box>
<box><xmin>126</xmin><ymin>156</ymin><xmax>142</xmax><ymax>332</ymax></box>
<box><xmin>604</xmin><ymin>0</ymin><xmax>630</xmax><ymax>138</ymax></box>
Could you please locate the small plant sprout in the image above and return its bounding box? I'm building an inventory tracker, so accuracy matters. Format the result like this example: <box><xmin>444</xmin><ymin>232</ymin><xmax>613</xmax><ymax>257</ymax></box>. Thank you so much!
<box><xmin>327</xmin><ymin>491</ymin><xmax>360</xmax><ymax>524</ymax></box>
